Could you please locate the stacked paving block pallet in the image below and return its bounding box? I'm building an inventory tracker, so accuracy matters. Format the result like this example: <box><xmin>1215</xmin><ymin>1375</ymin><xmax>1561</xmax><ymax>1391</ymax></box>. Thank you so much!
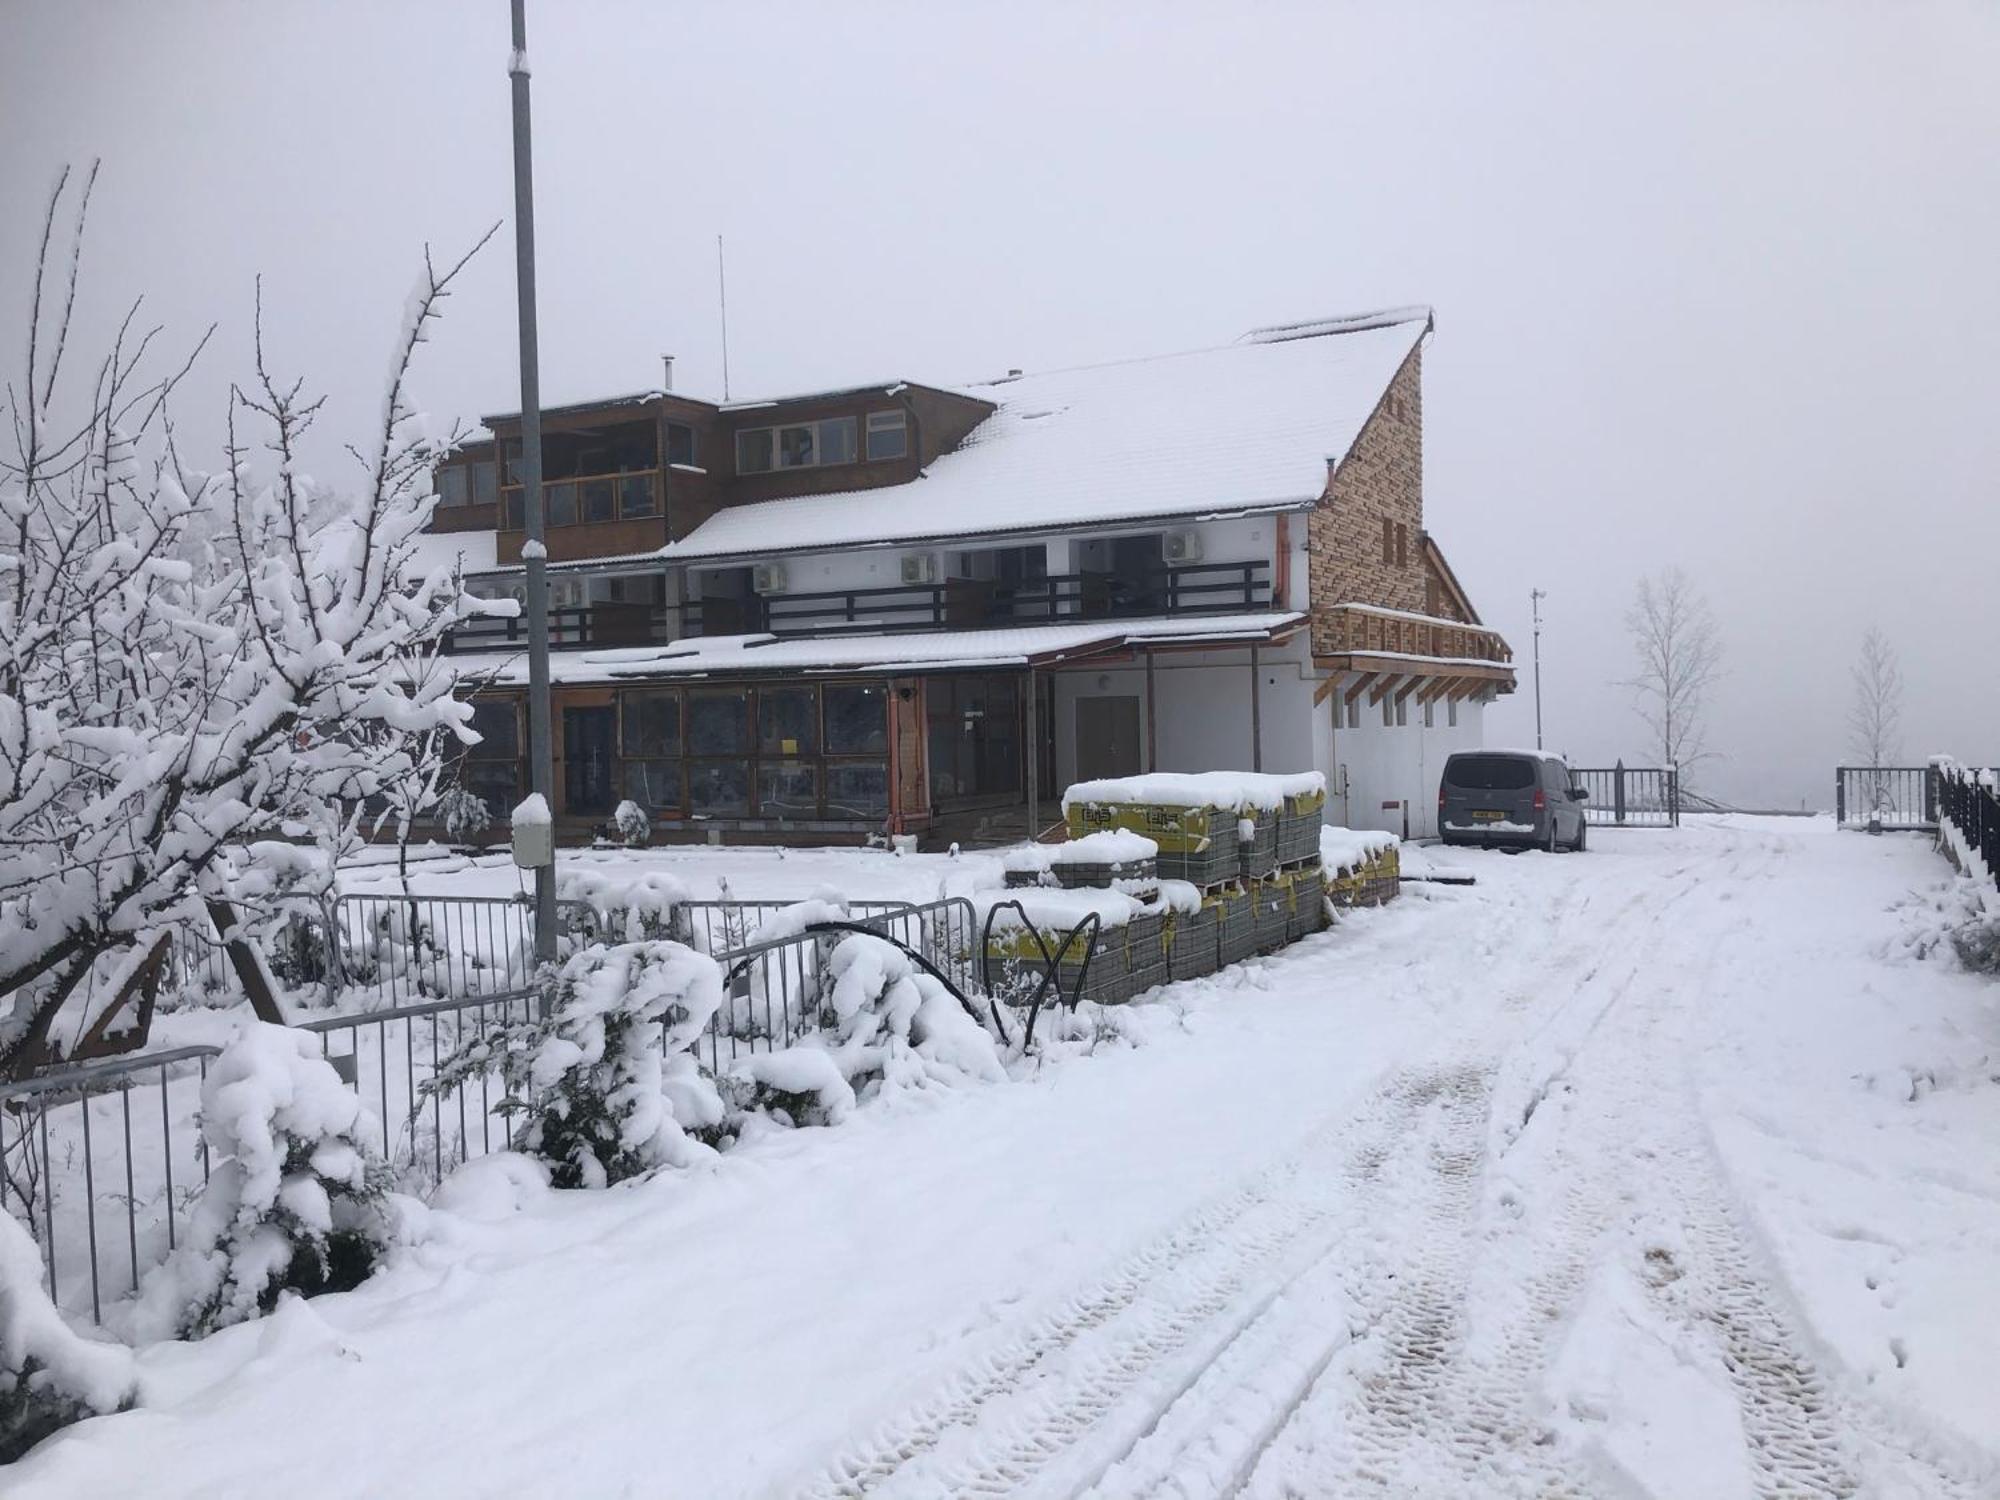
<box><xmin>985</xmin><ymin>773</ymin><xmax>1402</xmax><ymax>1006</ymax></box>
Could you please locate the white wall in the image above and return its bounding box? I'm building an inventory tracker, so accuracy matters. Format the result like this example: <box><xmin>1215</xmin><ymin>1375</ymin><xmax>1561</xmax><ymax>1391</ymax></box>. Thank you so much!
<box><xmin>1328</xmin><ymin>688</ymin><xmax>1492</xmax><ymax>839</ymax></box>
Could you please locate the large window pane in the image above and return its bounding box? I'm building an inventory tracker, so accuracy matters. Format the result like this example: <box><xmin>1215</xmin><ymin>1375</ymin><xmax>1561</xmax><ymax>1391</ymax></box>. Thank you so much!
<box><xmin>666</xmin><ymin>422</ymin><xmax>696</xmax><ymax>467</ymax></box>
<box><xmin>818</xmin><ymin>417</ymin><xmax>856</xmax><ymax>466</ymax></box>
<box><xmin>737</xmin><ymin>429</ymin><xmax>773</xmax><ymax>474</ymax></box>
<box><xmin>460</xmin><ymin>760</ymin><xmax>522</xmax><ymax>818</ymax></box>
<box><xmin>688</xmin><ymin>761</ymin><xmax>749</xmax><ymax>817</ymax></box>
<box><xmin>866</xmin><ymin>410</ymin><xmax>907</xmax><ymax>462</ymax></box>
<box><xmin>467</xmin><ymin>700</ymin><xmax>519</xmax><ymax>759</ymax></box>
<box><xmin>500</xmin><ymin>491</ymin><xmax>525</xmax><ymax>529</ymax></box>
<box><xmin>547</xmin><ymin>482</ymin><xmax>577</xmax><ymax>527</ymax></box>
<box><xmin>778</xmin><ymin>425</ymin><xmax>815</xmax><ymax>468</ymax></box>
<box><xmin>619</xmin><ymin>473</ymin><xmax>656</xmax><ymax>517</ymax></box>
<box><xmin>622</xmin><ymin>759</ymin><xmax>681</xmax><ymax>813</ymax></box>
<box><xmin>687</xmin><ymin>689</ymin><xmax>749</xmax><ymax>754</ymax></box>
<box><xmin>471</xmin><ymin>461</ymin><xmax>498</xmax><ymax>507</ymax></box>
<box><xmin>621</xmin><ymin>691</ymin><xmax>680</xmax><ymax>757</ymax></box>
<box><xmin>758</xmin><ymin>687</ymin><xmax>819</xmax><ymax>756</ymax></box>
<box><xmin>438</xmin><ymin>467</ymin><xmax>470</xmax><ymax>507</ymax></box>
<box><xmin>824</xmin><ymin>683</ymin><xmax>887</xmax><ymax>754</ymax></box>
<box><xmin>757</xmin><ymin>762</ymin><xmax>818</xmax><ymax>819</ymax></box>
<box><xmin>581</xmin><ymin>478</ymin><xmax>616</xmax><ymax>524</ymax></box>
<box><xmin>825</xmin><ymin>763</ymin><xmax>887</xmax><ymax>819</ymax></box>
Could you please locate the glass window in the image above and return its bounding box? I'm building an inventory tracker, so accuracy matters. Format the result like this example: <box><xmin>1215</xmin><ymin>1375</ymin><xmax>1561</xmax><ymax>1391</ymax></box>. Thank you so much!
<box><xmin>687</xmin><ymin>690</ymin><xmax>749</xmax><ymax>754</ymax></box>
<box><xmin>581</xmin><ymin>478</ymin><xmax>616</xmax><ymax>524</ymax></box>
<box><xmin>466</xmin><ymin>700</ymin><xmax>519</xmax><ymax>759</ymax></box>
<box><xmin>623</xmin><ymin>759</ymin><xmax>681</xmax><ymax>813</ymax></box>
<box><xmin>621</xmin><ymin>691</ymin><xmax>680</xmax><ymax>757</ymax></box>
<box><xmin>438</xmin><ymin>467</ymin><xmax>470</xmax><ymax>506</ymax></box>
<box><xmin>778</xmin><ymin>424</ymin><xmax>816</xmax><ymax>468</ymax></box>
<box><xmin>502</xmin><ymin>439</ymin><xmax>524</xmax><ymax>484</ymax></box>
<box><xmin>866</xmin><ymin>410</ymin><xmax>907</xmax><ymax>462</ymax></box>
<box><xmin>547</xmin><ymin>482</ymin><xmax>577</xmax><ymax>527</ymax></box>
<box><xmin>758</xmin><ymin>687</ymin><xmax>819</xmax><ymax>756</ymax></box>
<box><xmin>737</xmin><ymin>428</ymin><xmax>773</xmax><ymax>474</ymax></box>
<box><xmin>688</xmin><ymin>761</ymin><xmax>749</xmax><ymax>817</ymax></box>
<box><xmin>823</xmin><ymin>683</ymin><xmax>887</xmax><ymax>754</ymax></box>
<box><xmin>461</xmin><ymin>760</ymin><xmax>522</xmax><ymax>818</ymax></box>
<box><xmin>500</xmin><ymin>491</ymin><xmax>525</xmax><ymax>530</ymax></box>
<box><xmin>619</xmin><ymin>473</ymin><xmax>656</xmax><ymax>517</ymax></box>
<box><xmin>825</xmin><ymin>763</ymin><xmax>887</xmax><ymax>819</ymax></box>
<box><xmin>471</xmin><ymin>461</ymin><xmax>498</xmax><ymax>507</ymax></box>
<box><xmin>757</xmin><ymin>762</ymin><xmax>818</xmax><ymax>819</ymax></box>
<box><xmin>817</xmin><ymin>416</ymin><xmax>856</xmax><ymax>466</ymax></box>
<box><xmin>666</xmin><ymin>422</ymin><xmax>697</xmax><ymax>467</ymax></box>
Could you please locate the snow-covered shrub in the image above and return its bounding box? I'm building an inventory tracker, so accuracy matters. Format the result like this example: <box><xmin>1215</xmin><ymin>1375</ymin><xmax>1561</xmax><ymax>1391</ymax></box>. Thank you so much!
<box><xmin>139</xmin><ymin>1024</ymin><xmax>399</xmax><ymax>1337</ymax></box>
<box><xmin>725</xmin><ymin>934</ymin><xmax>1002</xmax><ymax>1127</ymax></box>
<box><xmin>438</xmin><ymin>785</ymin><xmax>492</xmax><ymax>845</ymax></box>
<box><xmin>429</xmin><ymin>941</ymin><xmax>725</xmax><ymax>1188</ymax></box>
<box><xmin>613</xmin><ymin>799</ymin><xmax>652</xmax><ymax>849</ymax></box>
<box><xmin>556</xmin><ymin>868</ymin><xmax>691</xmax><ymax>947</ymax></box>
<box><xmin>0</xmin><ymin>1211</ymin><xmax>135</xmax><ymax>1461</ymax></box>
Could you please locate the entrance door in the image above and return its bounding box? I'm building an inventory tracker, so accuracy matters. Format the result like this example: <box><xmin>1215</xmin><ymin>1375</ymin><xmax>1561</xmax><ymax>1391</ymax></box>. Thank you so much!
<box><xmin>562</xmin><ymin>706</ymin><xmax>616</xmax><ymax>817</ymax></box>
<box><xmin>1074</xmin><ymin>695</ymin><xmax>1142</xmax><ymax>783</ymax></box>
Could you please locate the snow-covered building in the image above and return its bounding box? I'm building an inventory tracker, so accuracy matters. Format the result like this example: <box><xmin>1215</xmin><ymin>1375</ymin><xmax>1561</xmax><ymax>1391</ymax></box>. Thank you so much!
<box><xmin>422</xmin><ymin>307</ymin><xmax>1513</xmax><ymax>845</ymax></box>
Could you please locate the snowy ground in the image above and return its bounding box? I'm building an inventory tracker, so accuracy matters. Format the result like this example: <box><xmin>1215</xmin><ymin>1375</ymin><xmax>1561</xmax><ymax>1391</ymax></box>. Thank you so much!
<box><xmin>16</xmin><ymin>817</ymin><xmax>2000</xmax><ymax>1497</ymax></box>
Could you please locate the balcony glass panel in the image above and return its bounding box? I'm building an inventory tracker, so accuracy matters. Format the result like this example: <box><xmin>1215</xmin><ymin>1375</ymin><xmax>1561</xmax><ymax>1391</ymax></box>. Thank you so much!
<box><xmin>618</xmin><ymin>473</ymin><xmax>656</xmax><ymax>517</ymax></box>
<box><xmin>581</xmin><ymin>478</ymin><xmax>616</xmax><ymax>524</ymax></box>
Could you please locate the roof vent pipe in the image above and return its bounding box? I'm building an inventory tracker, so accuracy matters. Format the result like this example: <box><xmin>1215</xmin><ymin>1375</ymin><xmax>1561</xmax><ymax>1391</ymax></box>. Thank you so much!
<box><xmin>661</xmin><ymin>354</ymin><xmax>675</xmax><ymax>392</ymax></box>
<box><xmin>1007</xmin><ymin>368</ymin><xmax>1022</xmax><ymax>378</ymax></box>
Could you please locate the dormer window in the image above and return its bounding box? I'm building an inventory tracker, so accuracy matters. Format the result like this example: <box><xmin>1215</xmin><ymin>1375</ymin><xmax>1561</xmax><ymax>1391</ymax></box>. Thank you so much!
<box><xmin>737</xmin><ymin>416</ymin><xmax>858</xmax><ymax>474</ymax></box>
<box><xmin>866</xmin><ymin>409</ymin><xmax>908</xmax><ymax>461</ymax></box>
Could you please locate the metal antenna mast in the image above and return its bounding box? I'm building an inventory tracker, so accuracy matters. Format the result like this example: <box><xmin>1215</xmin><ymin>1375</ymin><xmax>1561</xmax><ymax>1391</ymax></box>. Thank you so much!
<box><xmin>717</xmin><ymin>234</ymin><xmax>731</xmax><ymax>402</ymax></box>
<box><xmin>1530</xmin><ymin>587</ymin><xmax>1547</xmax><ymax>751</ymax></box>
<box><xmin>508</xmin><ymin>0</ymin><xmax>556</xmax><ymax>963</ymax></box>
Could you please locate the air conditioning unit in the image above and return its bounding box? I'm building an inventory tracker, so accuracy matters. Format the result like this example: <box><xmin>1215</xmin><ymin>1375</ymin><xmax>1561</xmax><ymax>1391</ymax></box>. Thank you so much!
<box><xmin>1163</xmin><ymin>530</ymin><xmax>1203</xmax><ymax>564</ymax></box>
<box><xmin>899</xmin><ymin>553</ymin><xmax>938</xmax><ymax>586</ymax></box>
<box><xmin>752</xmin><ymin>562</ymin><xmax>790</xmax><ymax>594</ymax></box>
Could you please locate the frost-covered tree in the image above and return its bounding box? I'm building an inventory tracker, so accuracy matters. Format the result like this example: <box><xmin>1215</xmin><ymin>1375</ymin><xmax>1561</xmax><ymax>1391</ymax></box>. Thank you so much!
<box><xmin>427</xmin><ymin>940</ymin><xmax>726</xmax><ymax>1188</ymax></box>
<box><xmin>437</xmin><ymin>784</ymin><xmax>492</xmax><ymax>846</ymax></box>
<box><xmin>1847</xmin><ymin>625</ymin><xmax>1903</xmax><ymax>770</ymax></box>
<box><xmin>137</xmin><ymin>1023</ymin><xmax>399</xmax><ymax>1337</ymax></box>
<box><xmin>0</xmin><ymin>166</ymin><xmax>499</xmax><ymax>1074</ymax></box>
<box><xmin>1624</xmin><ymin>567</ymin><xmax>1722</xmax><ymax>776</ymax></box>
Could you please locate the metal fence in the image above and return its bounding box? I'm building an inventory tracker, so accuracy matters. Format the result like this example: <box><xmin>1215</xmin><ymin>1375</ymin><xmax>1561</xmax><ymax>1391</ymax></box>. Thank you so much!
<box><xmin>1572</xmin><ymin>764</ymin><xmax>1680</xmax><ymax>828</ymax></box>
<box><xmin>1935</xmin><ymin>763</ymin><xmax>2000</xmax><ymax>890</ymax></box>
<box><xmin>1835</xmin><ymin>766</ymin><xmax>1939</xmax><ymax>830</ymax></box>
<box><xmin>0</xmin><ymin>1045</ymin><xmax>219</xmax><ymax>1324</ymax></box>
<box><xmin>324</xmin><ymin>891</ymin><xmax>583</xmax><ymax>1008</ymax></box>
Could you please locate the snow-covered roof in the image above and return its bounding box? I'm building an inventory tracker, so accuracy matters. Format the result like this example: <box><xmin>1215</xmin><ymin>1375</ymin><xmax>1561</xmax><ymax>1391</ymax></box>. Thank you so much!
<box><xmin>441</xmin><ymin>611</ymin><xmax>1304</xmax><ymax>688</ymax></box>
<box><xmin>660</xmin><ymin>313</ymin><xmax>1429</xmax><ymax>562</ymax></box>
<box><xmin>405</xmin><ymin>527</ymin><xmax>498</xmax><ymax>580</ymax></box>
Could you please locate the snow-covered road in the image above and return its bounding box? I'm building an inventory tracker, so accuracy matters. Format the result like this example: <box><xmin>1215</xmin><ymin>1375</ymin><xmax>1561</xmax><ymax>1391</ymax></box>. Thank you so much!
<box><xmin>16</xmin><ymin>817</ymin><xmax>2000</xmax><ymax>1498</ymax></box>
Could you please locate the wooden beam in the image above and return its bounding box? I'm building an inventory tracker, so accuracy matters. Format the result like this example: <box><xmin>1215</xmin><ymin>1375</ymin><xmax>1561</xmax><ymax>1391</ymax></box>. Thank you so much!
<box><xmin>1369</xmin><ymin>674</ymin><xmax>1404</xmax><ymax>706</ymax></box>
<box><xmin>1394</xmin><ymin>677</ymin><xmax>1421</xmax><ymax>705</ymax></box>
<box><xmin>1312</xmin><ymin>672</ymin><xmax>1342</xmax><ymax>707</ymax></box>
<box><xmin>1447</xmin><ymin>678</ymin><xmax>1485</xmax><ymax>702</ymax></box>
<box><xmin>1418</xmin><ymin>676</ymin><xmax>1459</xmax><ymax>706</ymax></box>
<box><xmin>1344</xmin><ymin>673</ymin><xmax>1375</xmax><ymax>705</ymax></box>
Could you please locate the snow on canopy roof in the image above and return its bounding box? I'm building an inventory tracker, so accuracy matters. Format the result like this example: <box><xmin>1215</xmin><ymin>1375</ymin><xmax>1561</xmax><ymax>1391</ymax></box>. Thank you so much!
<box><xmin>440</xmin><ymin>611</ymin><xmax>1305</xmax><ymax>688</ymax></box>
<box><xmin>661</xmin><ymin>314</ymin><xmax>1429</xmax><ymax>562</ymax></box>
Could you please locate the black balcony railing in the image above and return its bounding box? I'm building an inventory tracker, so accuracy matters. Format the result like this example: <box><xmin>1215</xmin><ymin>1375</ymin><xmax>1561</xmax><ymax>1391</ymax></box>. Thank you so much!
<box><xmin>441</xmin><ymin>561</ymin><xmax>1274</xmax><ymax>654</ymax></box>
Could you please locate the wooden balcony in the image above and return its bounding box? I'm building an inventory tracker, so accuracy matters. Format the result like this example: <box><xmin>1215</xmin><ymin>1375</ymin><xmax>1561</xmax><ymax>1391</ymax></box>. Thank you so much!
<box><xmin>1314</xmin><ymin>603</ymin><xmax>1512</xmax><ymax>666</ymax></box>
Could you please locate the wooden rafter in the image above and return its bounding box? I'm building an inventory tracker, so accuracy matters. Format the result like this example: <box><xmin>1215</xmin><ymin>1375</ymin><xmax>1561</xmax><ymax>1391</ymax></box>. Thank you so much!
<box><xmin>1344</xmin><ymin>673</ymin><xmax>1376</xmax><ymax>705</ymax></box>
<box><xmin>1369</xmin><ymin>674</ymin><xmax>1404</xmax><ymax>706</ymax></box>
<box><xmin>1313</xmin><ymin>673</ymin><xmax>1342</xmax><ymax>707</ymax></box>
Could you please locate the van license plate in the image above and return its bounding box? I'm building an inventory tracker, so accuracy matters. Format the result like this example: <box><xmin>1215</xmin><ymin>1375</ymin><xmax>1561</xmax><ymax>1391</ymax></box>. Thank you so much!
<box><xmin>1470</xmin><ymin>809</ymin><xmax>1505</xmax><ymax>822</ymax></box>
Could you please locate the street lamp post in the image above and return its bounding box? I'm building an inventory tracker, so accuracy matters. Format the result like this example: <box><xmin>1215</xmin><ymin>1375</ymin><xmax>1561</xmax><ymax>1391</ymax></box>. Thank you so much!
<box><xmin>1530</xmin><ymin>588</ymin><xmax>1546</xmax><ymax>752</ymax></box>
<box><xmin>509</xmin><ymin>0</ymin><xmax>556</xmax><ymax>963</ymax></box>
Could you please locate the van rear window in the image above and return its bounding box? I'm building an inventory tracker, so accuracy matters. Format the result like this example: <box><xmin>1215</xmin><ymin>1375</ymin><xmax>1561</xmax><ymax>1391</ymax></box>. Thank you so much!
<box><xmin>1444</xmin><ymin>755</ymin><xmax>1536</xmax><ymax>791</ymax></box>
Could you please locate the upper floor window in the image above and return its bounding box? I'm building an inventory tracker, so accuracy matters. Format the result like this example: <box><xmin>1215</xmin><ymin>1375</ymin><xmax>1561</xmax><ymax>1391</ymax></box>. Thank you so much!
<box><xmin>437</xmin><ymin>460</ymin><xmax>497</xmax><ymax>508</ymax></box>
<box><xmin>666</xmin><ymin>421</ymin><xmax>697</xmax><ymax>467</ymax></box>
<box><xmin>866</xmin><ymin>409</ymin><xmax>908</xmax><ymax>462</ymax></box>
<box><xmin>736</xmin><ymin>416</ymin><xmax>858</xmax><ymax>475</ymax></box>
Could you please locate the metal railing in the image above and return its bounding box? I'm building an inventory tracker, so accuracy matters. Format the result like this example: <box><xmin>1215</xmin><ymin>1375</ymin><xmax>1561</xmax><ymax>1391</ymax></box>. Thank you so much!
<box><xmin>1572</xmin><ymin>764</ymin><xmax>1680</xmax><ymax>828</ymax></box>
<box><xmin>1935</xmin><ymin>762</ymin><xmax>2000</xmax><ymax>890</ymax></box>
<box><xmin>1835</xmin><ymin>766</ymin><xmax>1939</xmax><ymax>830</ymax></box>
<box><xmin>295</xmin><ymin>990</ymin><xmax>541</xmax><ymax>1190</ymax></box>
<box><xmin>0</xmin><ymin>1045</ymin><xmax>219</xmax><ymax>1324</ymax></box>
<box><xmin>325</xmin><ymin>891</ymin><xmax>576</xmax><ymax>1009</ymax></box>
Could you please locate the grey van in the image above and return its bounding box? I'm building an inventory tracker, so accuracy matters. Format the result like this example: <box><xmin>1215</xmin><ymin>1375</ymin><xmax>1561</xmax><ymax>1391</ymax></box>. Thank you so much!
<box><xmin>1438</xmin><ymin>751</ymin><xmax>1588</xmax><ymax>851</ymax></box>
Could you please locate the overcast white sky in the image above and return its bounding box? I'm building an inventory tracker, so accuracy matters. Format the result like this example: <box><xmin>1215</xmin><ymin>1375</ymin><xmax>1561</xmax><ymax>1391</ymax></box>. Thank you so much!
<box><xmin>5</xmin><ymin>1</ymin><xmax>1997</xmax><ymax>807</ymax></box>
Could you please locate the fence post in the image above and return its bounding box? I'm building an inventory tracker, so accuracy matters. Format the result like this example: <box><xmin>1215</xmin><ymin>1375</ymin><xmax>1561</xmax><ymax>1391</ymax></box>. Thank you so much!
<box><xmin>1614</xmin><ymin>760</ymin><xmax>1627</xmax><ymax>826</ymax></box>
<box><xmin>1835</xmin><ymin>771</ymin><xmax>1846</xmax><ymax>827</ymax></box>
<box><xmin>1923</xmin><ymin>766</ymin><xmax>1937</xmax><ymax>828</ymax></box>
<box><xmin>1668</xmin><ymin>767</ymin><xmax>1680</xmax><ymax>828</ymax></box>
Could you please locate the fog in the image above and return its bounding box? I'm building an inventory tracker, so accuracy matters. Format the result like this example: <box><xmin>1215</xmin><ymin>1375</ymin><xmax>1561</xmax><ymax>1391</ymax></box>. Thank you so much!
<box><xmin>5</xmin><ymin>1</ymin><xmax>1997</xmax><ymax>808</ymax></box>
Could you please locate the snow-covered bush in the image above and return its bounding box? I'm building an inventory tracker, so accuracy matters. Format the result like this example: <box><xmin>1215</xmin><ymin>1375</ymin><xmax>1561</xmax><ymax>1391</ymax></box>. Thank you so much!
<box><xmin>613</xmin><ymin>799</ymin><xmax>651</xmax><ymax>849</ymax></box>
<box><xmin>438</xmin><ymin>785</ymin><xmax>492</xmax><ymax>845</ymax></box>
<box><xmin>139</xmin><ymin>1024</ymin><xmax>400</xmax><ymax>1337</ymax></box>
<box><xmin>555</xmin><ymin>868</ymin><xmax>691</xmax><ymax>946</ymax></box>
<box><xmin>725</xmin><ymin>934</ymin><xmax>1003</xmax><ymax>1128</ymax></box>
<box><xmin>0</xmin><ymin>1211</ymin><xmax>134</xmax><ymax>1461</ymax></box>
<box><xmin>429</xmin><ymin>941</ymin><xmax>725</xmax><ymax>1188</ymax></box>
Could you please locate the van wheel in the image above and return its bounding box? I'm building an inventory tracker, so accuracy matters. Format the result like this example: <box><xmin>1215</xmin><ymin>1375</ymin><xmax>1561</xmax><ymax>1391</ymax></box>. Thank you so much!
<box><xmin>1573</xmin><ymin>819</ymin><xmax>1588</xmax><ymax>853</ymax></box>
<box><xmin>1547</xmin><ymin>822</ymin><xmax>1558</xmax><ymax>853</ymax></box>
